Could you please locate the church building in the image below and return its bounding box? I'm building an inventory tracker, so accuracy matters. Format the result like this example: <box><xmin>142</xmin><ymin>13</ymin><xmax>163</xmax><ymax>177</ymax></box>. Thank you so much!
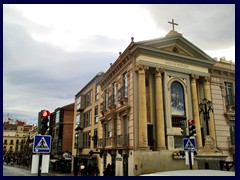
<box><xmin>72</xmin><ymin>20</ymin><xmax>234</xmax><ymax>176</ymax></box>
<box><xmin>97</xmin><ymin>20</ymin><xmax>234</xmax><ymax>175</ymax></box>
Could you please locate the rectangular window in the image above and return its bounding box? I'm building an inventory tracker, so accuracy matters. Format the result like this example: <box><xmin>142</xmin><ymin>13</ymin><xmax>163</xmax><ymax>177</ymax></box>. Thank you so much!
<box><xmin>225</xmin><ymin>82</ymin><xmax>234</xmax><ymax>106</ymax></box>
<box><xmin>113</xmin><ymin>82</ymin><xmax>117</xmax><ymax>104</ymax></box>
<box><xmin>147</xmin><ymin>124</ymin><xmax>154</xmax><ymax>147</ymax></box>
<box><xmin>89</xmin><ymin>111</ymin><xmax>92</xmax><ymax>126</ymax></box>
<box><xmin>174</xmin><ymin>136</ymin><xmax>183</xmax><ymax>149</ymax></box>
<box><xmin>56</xmin><ymin>110</ymin><xmax>60</xmax><ymax>123</ymax></box>
<box><xmin>105</xmin><ymin>90</ymin><xmax>109</xmax><ymax>108</ymax></box>
<box><xmin>107</xmin><ymin>121</ymin><xmax>112</xmax><ymax>137</ymax></box>
<box><xmin>55</xmin><ymin>126</ymin><xmax>59</xmax><ymax>139</ymax></box>
<box><xmin>76</xmin><ymin>96</ymin><xmax>81</xmax><ymax>110</ymax></box>
<box><xmin>230</xmin><ymin>125</ymin><xmax>235</xmax><ymax>146</ymax></box>
<box><xmin>95</xmin><ymin>85</ymin><xmax>100</xmax><ymax>101</ymax></box>
<box><xmin>84</xmin><ymin>110</ymin><xmax>92</xmax><ymax>127</ymax></box>
<box><xmin>93</xmin><ymin>129</ymin><xmax>98</xmax><ymax>148</ymax></box>
<box><xmin>94</xmin><ymin>106</ymin><xmax>98</xmax><ymax>124</ymax></box>
<box><xmin>123</xmin><ymin>72</ymin><xmax>128</xmax><ymax>97</ymax></box>
<box><xmin>86</xmin><ymin>90</ymin><xmax>92</xmax><ymax>107</ymax></box>
<box><xmin>83</xmin><ymin>131</ymin><xmax>90</xmax><ymax>148</ymax></box>
<box><xmin>88</xmin><ymin>131</ymin><xmax>91</xmax><ymax>148</ymax></box>
<box><xmin>76</xmin><ymin>114</ymin><xmax>80</xmax><ymax>126</ymax></box>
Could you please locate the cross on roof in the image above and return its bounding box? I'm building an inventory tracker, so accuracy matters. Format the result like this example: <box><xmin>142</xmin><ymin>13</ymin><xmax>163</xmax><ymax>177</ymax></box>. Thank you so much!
<box><xmin>168</xmin><ymin>19</ymin><xmax>178</xmax><ymax>31</ymax></box>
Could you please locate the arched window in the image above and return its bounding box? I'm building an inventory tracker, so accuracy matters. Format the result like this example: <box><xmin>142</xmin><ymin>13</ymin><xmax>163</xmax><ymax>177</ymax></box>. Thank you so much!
<box><xmin>171</xmin><ymin>81</ymin><xmax>186</xmax><ymax>127</ymax></box>
<box><xmin>171</xmin><ymin>81</ymin><xmax>185</xmax><ymax>116</ymax></box>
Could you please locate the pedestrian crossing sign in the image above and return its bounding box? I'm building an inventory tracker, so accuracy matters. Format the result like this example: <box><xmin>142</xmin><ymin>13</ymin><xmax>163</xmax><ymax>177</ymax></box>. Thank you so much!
<box><xmin>183</xmin><ymin>138</ymin><xmax>196</xmax><ymax>151</ymax></box>
<box><xmin>33</xmin><ymin>135</ymin><xmax>51</xmax><ymax>153</ymax></box>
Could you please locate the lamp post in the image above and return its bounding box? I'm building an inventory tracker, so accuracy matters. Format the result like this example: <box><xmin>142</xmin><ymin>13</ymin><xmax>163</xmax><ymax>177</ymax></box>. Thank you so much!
<box><xmin>199</xmin><ymin>98</ymin><xmax>213</xmax><ymax>135</ymax></box>
<box><xmin>75</xmin><ymin>131</ymin><xmax>79</xmax><ymax>156</ymax></box>
<box><xmin>74</xmin><ymin>127</ymin><xmax>80</xmax><ymax>176</ymax></box>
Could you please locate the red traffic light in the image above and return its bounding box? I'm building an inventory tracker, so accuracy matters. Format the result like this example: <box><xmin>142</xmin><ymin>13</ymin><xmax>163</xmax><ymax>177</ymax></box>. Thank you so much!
<box><xmin>42</xmin><ymin>110</ymin><xmax>50</xmax><ymax>118</ymax></box>
<box><xmin>188</xmin><ymin>119</ymin><xmax>195</xmax><ymax>125</ymax></box>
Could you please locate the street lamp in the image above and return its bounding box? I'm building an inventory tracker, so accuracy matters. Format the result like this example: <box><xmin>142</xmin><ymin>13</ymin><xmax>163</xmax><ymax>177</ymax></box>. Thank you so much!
<box><xmin>74</xmin><ymin>127</ymin><xmax>80</xmax><ymax>176</ymax></box>
<box><xmin>199</xmin><ymin>98</ymin><xmax>213</xmax><ymax>135</ymax></box>
<box><xmin>75</xmin><ymin>125</ymin><xmax>81</xmax><ymax>156</ymax></box>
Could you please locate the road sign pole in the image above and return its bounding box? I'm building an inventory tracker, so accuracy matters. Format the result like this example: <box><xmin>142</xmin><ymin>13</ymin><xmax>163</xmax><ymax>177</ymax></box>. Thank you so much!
<box><xmin>188</xmin><ymin>151</ymin><xmax>192</xmax><ymax>170</ymax></box>
<box><xmin>38</xmin><ymin>153</ymin><xmax>43</xmax><ymax>176</ymax></box>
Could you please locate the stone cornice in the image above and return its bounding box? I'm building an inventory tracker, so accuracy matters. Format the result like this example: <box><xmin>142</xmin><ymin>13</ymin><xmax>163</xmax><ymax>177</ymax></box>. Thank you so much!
<box><xmin>130</xmin><ymin>45</ymin><xmax>215</xmax><ymax>69</ymax></box>
<box><xmin>100</xmin><ymin>43</ymin><xmax>134</xmax><ymax>88</ymax></box>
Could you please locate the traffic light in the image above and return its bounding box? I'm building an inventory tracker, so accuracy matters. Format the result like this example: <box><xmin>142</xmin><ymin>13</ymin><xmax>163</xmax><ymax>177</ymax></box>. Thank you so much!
<box><xmin>188</xmin><ymin>119</ymin><xmax>196</xmax><ymax>137</ymax></box>
<box><xmin>41</xmin><ymin>110</ymin><xmax>50</xmax><ymax>135</ymax></box>
<box><xmin>180</xmin><ymin>120</ymin><xmax>187</xmax><ymax>137</ymax></box>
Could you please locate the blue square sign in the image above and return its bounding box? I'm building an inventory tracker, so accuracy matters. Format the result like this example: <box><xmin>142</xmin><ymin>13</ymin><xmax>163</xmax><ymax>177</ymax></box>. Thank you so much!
<box><xmin>33</xmin><ymin>135</ymin><xmax>51</xmax><ymax>153</ymax></box>
<box><xmin>183</xmin><ymin>138</ymin><xmax>196</xmax><ymax>151</ymax></box>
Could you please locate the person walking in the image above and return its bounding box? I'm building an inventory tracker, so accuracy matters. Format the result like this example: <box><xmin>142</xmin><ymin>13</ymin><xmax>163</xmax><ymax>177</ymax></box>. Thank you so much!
<box><xmin>103</xmin><ymin>163</ymin><xmax>111</xmax><ymax>176</ymax></box>
<box><xmin>109</xmin><ymin>163</ymin><xmax>115</xmax><ymax>176</ymax></box>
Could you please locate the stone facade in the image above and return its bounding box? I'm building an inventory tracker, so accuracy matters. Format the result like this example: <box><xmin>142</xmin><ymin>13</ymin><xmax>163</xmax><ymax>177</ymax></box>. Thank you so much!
<box><xmin>210</xmin><ymin>58</ymin><xmax>235</xmax><ymax>164</ymax></box>
<box><xmin>70</xmin><ymin>31</ymin><xmax>235</xmax><ymax>175</ymax></box>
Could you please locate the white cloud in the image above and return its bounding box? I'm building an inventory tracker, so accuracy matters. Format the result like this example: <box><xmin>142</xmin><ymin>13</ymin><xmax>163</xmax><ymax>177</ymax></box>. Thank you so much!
<box><xmin>205</xmin><ymin>46</ymin><xmax>235</xmax><ymax>62</ymax></box>
<box><xmin>7</xmin><ymin>4</ymin><xmax>163</xmax><ymax>52</ymax></box>
<box><xmin>3</xmin><ymin>4</ymin><xmax>235</xmax><ymax>123</ymax></box>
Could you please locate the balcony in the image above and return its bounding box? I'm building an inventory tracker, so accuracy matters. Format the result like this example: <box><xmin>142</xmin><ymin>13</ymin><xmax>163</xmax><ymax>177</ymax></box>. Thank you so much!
<box><xmin>225</xmin><ymin>95</ymin><xmax>235</xmax><ymax>121</ymax></box>
<box><xmin>105</xmin><ymin>137</ymin><xmax>115</xmax><ymax>147</ymax></box>
<box><xmin>118</xmin><ymin>86</ymin><xmax>128</xmax><ymax>105</ymax></box>
<box><xmin>108</xmin><ymin>95</ymin><xmax>116</xmax><ymax>109</ymax></box>
<box><xmin>98</xmin><ymin>138</ymin><xmax>105</xmax><ymax>149</ymax></box>
<box><xmin>225</xmin><ymin>95</ymin><xmax>235</xmax><ymax>112</ymax></box>
<box><xmin>100</xmin><ymin>101</ymin><xmax>107</xmax><ymax>113</ymax></box>
<box><xmin>116</xmin><ymin>134</ymin><xmax>129</xmax><ymax>148</ymax></box>
<box><xmin>76</xmin><ymin>95</ymin><xmax>86</xmax><ymax>112</ymax></box>
<box><xmin>98</xmin><ymin>137</ymin><xmax>116</xmax><ymax>149</ymax></box>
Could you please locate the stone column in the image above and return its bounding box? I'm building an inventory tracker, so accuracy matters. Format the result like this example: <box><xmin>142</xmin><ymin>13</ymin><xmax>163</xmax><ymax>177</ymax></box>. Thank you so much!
<box><xmin>155</xmin><ymin>68</ymin><xmax>166</xmax><ymax>149</ymax></box>
<box><xmin>137</xmin><ymin>65</ymin><xmax>148</xmax><ymax>148</ymax></box>
<box><xmin>204</xmin><ymin>77</ymin><xmax>216</xmax><ymax>141</ymax></box>
<box><xmin>191</xmin><ymin>74</ymin><xmax>202</xmax><ymax>148</ymax></box>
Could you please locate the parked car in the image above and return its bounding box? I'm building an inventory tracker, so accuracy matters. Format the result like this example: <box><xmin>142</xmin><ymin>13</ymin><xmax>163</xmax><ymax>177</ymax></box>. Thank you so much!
<box><xmin>140</xmin><ymin>169</ymin><xmax>235</xmax><ymax>176</ymax></box>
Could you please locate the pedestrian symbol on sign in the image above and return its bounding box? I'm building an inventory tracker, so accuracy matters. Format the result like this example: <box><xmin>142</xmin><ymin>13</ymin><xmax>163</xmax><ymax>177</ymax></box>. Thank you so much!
<box><xmin>183</xmin><ymin>138</ymin><xmax>196</xmax><ymax>151</ymax></box>
<box><xmin>185</xmin><ymin>140</ymin><xmax>194</xmax><ymax>149</ymax></box>
<box><xmin>33</xmin><ymin>135</ymin><xmax>51</xmax><ymax>153</ymax></box>
<box><xmin>35</xmin><ymin>137</ymin><xmax>49</xmax><ymax>151</ymax></box>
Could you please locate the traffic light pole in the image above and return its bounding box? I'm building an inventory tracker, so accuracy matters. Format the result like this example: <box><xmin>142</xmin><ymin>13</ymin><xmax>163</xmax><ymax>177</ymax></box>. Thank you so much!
<box><xmin>38</xmin><ymin>110</ymin><xmax>50</xmax><ymax>176</ymax></box>
<box><xmin>38</xmin><ymin>154</ymin><xmax>43</xmax><ymax>176</ymax></box>
<box><xmin>188</xmin><ymin>151</ymin><xmax>193</xmax><ymax>170</ymax></box>
<box><xmin>181</xmin><ymin>119</ymin><xmax>195</xmax><ymax>170</ymax></box>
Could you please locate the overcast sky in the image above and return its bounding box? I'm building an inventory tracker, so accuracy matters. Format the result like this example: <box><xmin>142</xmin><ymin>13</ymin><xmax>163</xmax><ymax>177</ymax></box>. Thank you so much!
<box><xmin>3</xmin><ymin>4</ymin><xmax>235</xmax><ymax>124</ymax></box>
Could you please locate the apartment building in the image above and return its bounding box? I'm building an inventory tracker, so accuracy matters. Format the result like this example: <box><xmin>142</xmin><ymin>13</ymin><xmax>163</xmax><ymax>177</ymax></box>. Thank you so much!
<box><xmin>49</xmin><ymin>103</ymin><xmax>74</xmax><ymax>158</ymax></box>
<box><xmin>72</xmin><ymin>72</ymin><xmax>104</xmax><ymax>174</ymax></box>
<box><xmin>3</xmin><ymin>121</ymin><xmax>32</xmax><ymax>153</ymax></box>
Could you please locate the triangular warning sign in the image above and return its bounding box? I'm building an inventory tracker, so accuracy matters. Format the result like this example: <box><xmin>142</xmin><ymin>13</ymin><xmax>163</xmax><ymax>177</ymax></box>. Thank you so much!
<box><xmin>35</xmin><ymin>137</ymin><xmax>49</xmax><ymax>150</ymax></box>
<box><xmin>185</xmin><ymin>139</ymin><xmax>195</xmax><ymax>149</ymax></box>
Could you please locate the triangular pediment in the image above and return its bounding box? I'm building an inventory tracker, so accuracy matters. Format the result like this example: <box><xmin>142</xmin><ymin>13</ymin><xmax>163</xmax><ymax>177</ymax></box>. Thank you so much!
<box><xmin>160</xmin><ymin>44</ymin><xmax>194</xmax><ymax>57</ymax></box>
<box><xmin>136</xmin><ymin>31</ymin><xmax>216</xmax><ymax>65</ymax></box>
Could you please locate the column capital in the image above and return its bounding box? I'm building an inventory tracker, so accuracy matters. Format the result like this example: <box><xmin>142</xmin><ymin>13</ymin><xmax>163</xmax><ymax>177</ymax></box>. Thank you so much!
<box><xmin>191</xmin><ymin>74</ymin><xmax>199</xmax><ymax>80</ymax></box>
<box><xmin>155</xmin><ymin>68</ymin><xmax>165</xmax><ymax>77</ymax></box>
<box><xmin>204</xmin><ymin>76</ymin><xmax>211</xmax><ymax>83</ymax></box>
<box><xmin>135</xmin><ymin>64</ymin><xmax>149</xmax><ymax>72</ymax></box>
